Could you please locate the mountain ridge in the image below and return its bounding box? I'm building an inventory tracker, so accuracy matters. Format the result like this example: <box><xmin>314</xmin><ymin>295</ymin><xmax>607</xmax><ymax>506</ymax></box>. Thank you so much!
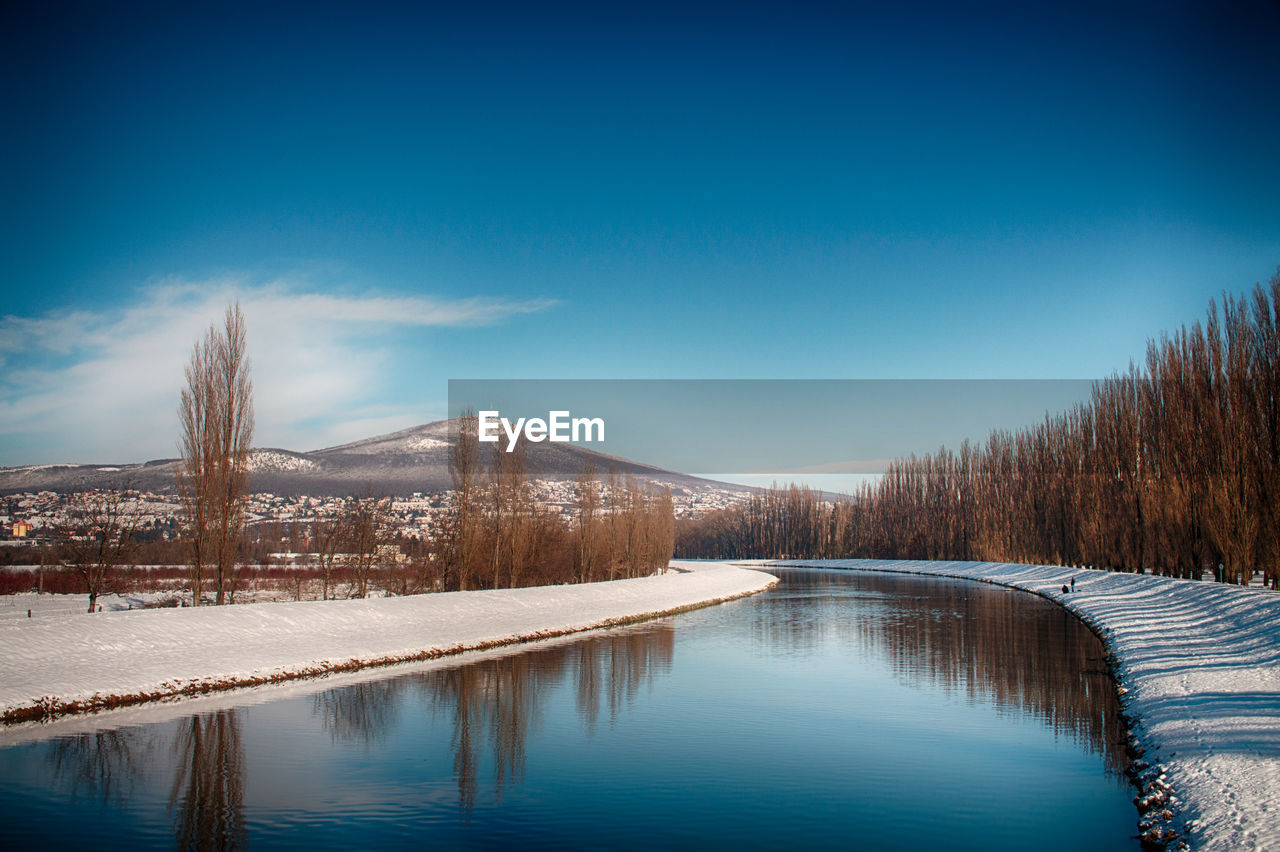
<box><xmin>0</xmin><ymin>419</ymin><xmax>743</xmax><ymax>498</ymax></box>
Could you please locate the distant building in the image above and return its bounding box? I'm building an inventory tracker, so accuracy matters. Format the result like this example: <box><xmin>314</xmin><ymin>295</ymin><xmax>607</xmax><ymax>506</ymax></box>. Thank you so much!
<box><xmin>12</xmin><ymin>521</ymin><xmax>33</xmax><ymax>537</ymax></box>
<box><xmin>376</xmin><ymin>544</ymin><xmax>406</xmax><ymax>564</ymax></box>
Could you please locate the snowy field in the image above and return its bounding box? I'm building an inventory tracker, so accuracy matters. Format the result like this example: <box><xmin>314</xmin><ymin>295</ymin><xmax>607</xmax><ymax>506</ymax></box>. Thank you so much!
<box><xmin>779</xmin><ymin>558</ymin><xmax>1280</xmax><ymax>852</ymax></box>
<box><xmin>0</xmin><ymin>561</ymin><xmax>776</xmax><ymax>725</ymax></box>
<box><xmin>0</xmin><ymin>587</ymin><xmax>370</xmax><ymax>620</ymax></box>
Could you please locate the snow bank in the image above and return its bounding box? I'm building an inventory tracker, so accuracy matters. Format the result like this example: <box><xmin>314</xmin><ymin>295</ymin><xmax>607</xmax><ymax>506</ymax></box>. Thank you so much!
<box><xmin>0</xmin><ymin>561</ymin><xmax>775</xmax><ymax>725</ymax></box>
<box><xmin>780</xmin><ymin>559</ymin><xmax>1280</xmax><ymax>852</ymax></box>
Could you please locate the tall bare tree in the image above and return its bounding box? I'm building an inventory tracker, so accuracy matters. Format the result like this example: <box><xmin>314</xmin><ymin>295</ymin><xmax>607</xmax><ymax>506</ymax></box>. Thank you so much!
<box><xmin>445</xmin><ymin>411</ymin><xmax>480</xmax><ymax>591</ymax></box>
<box><xmin>177</xmin><ymin>303</ymin><xmax>254</xmax><ymax>606</ymax></box>
<box><xmin>487</xmin><ymin>438</ymin><xmax>530</xmax><ymax>589</ymax></box>
<box><xmin>576</xmin><ymin>459</ymin><xmax>601</xmax><ymax>583</ymax></box>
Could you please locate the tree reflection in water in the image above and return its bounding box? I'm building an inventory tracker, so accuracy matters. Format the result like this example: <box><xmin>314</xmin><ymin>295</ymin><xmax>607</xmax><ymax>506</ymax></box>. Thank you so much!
<box><xmin>756</xmin><ymin>569</ymin><xmax>1128</xmax><ymax>776</ymax></box>
<box><xmin>48</xmin><ymin>727</ymin><xmax>152</xmax><ymax>806</ymax></box>
<box><xmin>418</xmin><ymin>624</ymin><xmax>675</xmax><ymax>809</ymax></box>
<box><xmin>422</xmin><ymin>654</ymin><xmax>544</xmax><ymax>810</ymax></box>
<box><xmin>168</xmin><ymin>710</ymin><xmax>247</xmax><ymax>852</ymax></box>
<box><xmin>299</xmin><ymin>624</ymin><xmax>674</xmax><ymax>811</ymax></box>
<box><xmin>313</xmin><ymin>679</ymin><xmax>404</xmax><ymax>747</ymax></box>
<box><xmin>574</xmin><ymin>625</ymin><xmax>675</xmax><ymax>734</ymax></box>
<box><xmin>44</xmin><ymin>712</ymin><xmax>247</xmax><ymax>851</ymax></box>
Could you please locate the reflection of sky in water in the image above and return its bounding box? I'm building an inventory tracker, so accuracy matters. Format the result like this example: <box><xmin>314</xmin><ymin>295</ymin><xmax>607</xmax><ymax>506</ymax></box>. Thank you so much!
<box><xmin>0</xmin><ymin>569</ymin><xmax>1137</xmax><ymax>850</ymax></box>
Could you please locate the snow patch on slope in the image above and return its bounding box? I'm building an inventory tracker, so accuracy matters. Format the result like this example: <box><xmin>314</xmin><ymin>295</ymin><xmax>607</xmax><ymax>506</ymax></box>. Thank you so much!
<box><xmin>247</xmin><ymin>450</ymin><xmax>317</xmax><ymax>472</ymax></box>
<box><xmin>404</xmin><ymin>436</ymin><xmax>449</xmax><ymax>451</ymax></box>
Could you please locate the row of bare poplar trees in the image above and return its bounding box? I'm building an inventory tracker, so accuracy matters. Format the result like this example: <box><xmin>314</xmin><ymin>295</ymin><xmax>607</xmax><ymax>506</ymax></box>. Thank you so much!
<box><xmin>678</xmin><ymin>273</ymin><xmax>1280</xmax><ymax>587</ymax></box>
<box><xmin>436</xmin><ymin>412</ymin><xmax>675</xmax><ymax>591</ymax></box>
<box><xmin>572</xmin><ymin>461</ymin><xmax>676</xmax><ymax>584</ymax></box>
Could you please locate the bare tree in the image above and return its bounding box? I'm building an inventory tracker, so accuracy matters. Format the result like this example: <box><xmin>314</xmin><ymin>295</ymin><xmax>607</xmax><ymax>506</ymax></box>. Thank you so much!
<box><xmin>445</xmin><ymin>411</ymin><xmax>480</xmax><ymax>591</ymax></box>
<box><xmin>341</xmin><ymin>492</ymin><xmax>387</xmax><ymax>599</ymax></box>
<box><xmin>311</xmin><ymin>515</ymin><xmax>344</xmax><ymax>601</ymax></box>
<box><xmin>486</xmin><ymin>437</ymin><xmax>530</xmax><ymax>589</ymax></box>
<box><xmin>487</xmin><ymin>440</ymin><xmax>508</xmax><ymax>590</ymax></box>
<box><xmin>37</xmin><ymin>535</ymin><xmax>54</xmax><ymax>596</ymax></box>
<box><xmin>576</xmin><ymin>459</ymin><xmax>601</xmax><ymax>583</ymax></box>
<box><xmin>177</xmin><ymin>303</ymin><xmax>254</xmax><ymax>605</ymax></box>
<box><xmin>60</xmin><ymin>488</ymin><xmax>144</xmax><ymax>613</ymax></box>
<box><xmin>605</xmin><ymin>465</ymin><xmax>623</xmax><ymax>579</ymax></box>
<box><xmin>504</xmin><ymin>441</ymin><xmax>532</xmax><ymax>588</ymax></box>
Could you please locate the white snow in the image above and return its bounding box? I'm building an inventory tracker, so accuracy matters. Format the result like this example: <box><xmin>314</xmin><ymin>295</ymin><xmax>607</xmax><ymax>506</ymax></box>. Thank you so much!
<box><xmin>247</xmin><ymin>449</ymin><xmax>316</xmax><ymax>472</ymax></box>
<box><xmin>780</xmin><ymin>558</ymin><xmax>1280</xmax><ymax>852</ymax></box>
<box><xmin>405</xmin><ymin>436</ymin><xmax>449</xmax><ymax>451</ymax></box>
<box><xmin>0</xmin><ymin>589</ymin><xmax>300</xmax><ymax>620</ymax></box>
<box><xmin>0</xmin><ymin>560</ymin><xmax>775</xmax><ymax>724</ymax></box>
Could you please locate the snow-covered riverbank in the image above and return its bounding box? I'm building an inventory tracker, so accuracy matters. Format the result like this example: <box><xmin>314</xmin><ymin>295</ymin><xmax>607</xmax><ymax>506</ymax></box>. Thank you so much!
<box><xmin>0</xmin><ymin>561</ymin><xmax>776</xmax><ymax>725</ymax></box>
<box><xmin>779</xmin><ymin>559</ymin><xmax>1280</xmax><ymax>852</ymax></box>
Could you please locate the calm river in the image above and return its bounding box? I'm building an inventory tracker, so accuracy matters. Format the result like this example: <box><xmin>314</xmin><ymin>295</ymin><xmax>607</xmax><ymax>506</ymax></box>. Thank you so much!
<box><xmin>0</xmin><ymin>568</ymin><xmax>1138</xmax><ymax>849</ymax></box>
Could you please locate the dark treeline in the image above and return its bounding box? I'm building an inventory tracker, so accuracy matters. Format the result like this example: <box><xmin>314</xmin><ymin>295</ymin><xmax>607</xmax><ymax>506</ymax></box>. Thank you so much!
<box><xmin>679</xmin><ymin>273</ymin><xmax>1280</xmax><ymax>588</ymax></box>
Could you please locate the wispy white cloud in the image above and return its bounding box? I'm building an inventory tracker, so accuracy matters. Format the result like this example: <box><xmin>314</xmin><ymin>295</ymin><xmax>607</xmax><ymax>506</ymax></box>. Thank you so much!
<box><xmin>0</xmin><ymin>278</ymin><xmax>555</xmax><ymax>464</ymax></box>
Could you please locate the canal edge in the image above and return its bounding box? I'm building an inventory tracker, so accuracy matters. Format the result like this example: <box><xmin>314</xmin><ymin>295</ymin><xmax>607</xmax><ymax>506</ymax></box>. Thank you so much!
<box><xmin>1</xmin><ymin>572</ymin><xmax>779</xmax><ymax>728</ymax></box>
<box><xmin>767</xmin><ymin>559</ymin><xmax>1185</xmax><ymax>852</ymax></box>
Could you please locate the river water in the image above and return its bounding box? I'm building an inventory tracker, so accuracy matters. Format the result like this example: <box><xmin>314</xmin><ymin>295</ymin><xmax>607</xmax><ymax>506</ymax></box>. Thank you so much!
<box><xmin>0</xmin><ymin>568</ymin><xmax>1138</xmax><ymax>849</ymax></box>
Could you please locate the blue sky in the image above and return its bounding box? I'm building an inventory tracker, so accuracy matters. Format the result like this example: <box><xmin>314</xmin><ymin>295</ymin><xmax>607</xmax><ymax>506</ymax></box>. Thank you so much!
<box><xmin>2</xmin><ymin>1</ymin><xmax>1278</xmax><ymax>465</ymax></box>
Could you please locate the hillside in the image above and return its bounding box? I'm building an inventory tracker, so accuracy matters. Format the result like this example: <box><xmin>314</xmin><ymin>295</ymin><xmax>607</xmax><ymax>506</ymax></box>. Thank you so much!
<box><xmin>0</xmin><ymin>419</ymin><xmax>745</xmax><ymax>498</ymax></box>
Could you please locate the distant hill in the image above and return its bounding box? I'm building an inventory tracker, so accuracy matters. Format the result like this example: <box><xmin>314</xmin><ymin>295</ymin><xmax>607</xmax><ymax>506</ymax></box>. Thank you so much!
<box><xmin>0</xmin><ymin>420</ymin><xmax>749</xmax><ymax>498</ymax></box>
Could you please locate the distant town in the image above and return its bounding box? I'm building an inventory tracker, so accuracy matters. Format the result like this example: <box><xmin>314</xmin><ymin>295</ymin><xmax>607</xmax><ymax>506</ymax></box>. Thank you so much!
<box><xmin>0</xmin><ymin>480</ymin><xmax>753</xmax><ymax>565</ymax></box>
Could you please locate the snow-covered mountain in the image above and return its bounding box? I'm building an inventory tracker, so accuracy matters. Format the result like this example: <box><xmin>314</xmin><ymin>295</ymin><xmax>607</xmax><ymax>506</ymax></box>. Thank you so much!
<box><xmin>0</xmin><ymin>419</ymin><xmax>738</xmax><ymax>497</ymax></box>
